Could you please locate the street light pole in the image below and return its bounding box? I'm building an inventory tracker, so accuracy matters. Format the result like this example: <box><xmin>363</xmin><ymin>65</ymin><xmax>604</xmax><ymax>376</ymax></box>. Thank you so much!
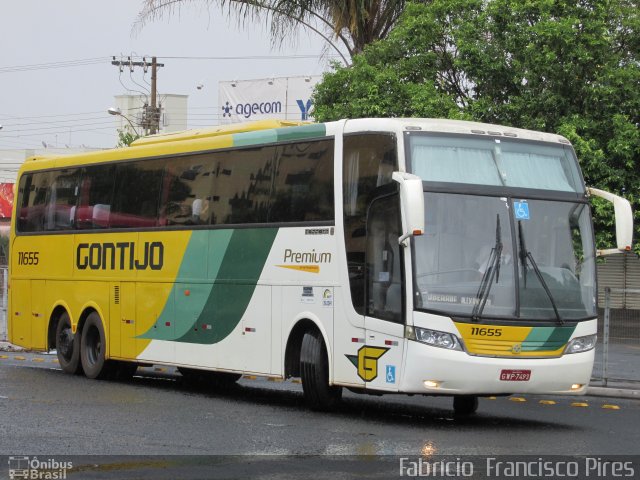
<box><xmin>107</xmin><ymin>107</ymin><xmax>141</xmax><ymax>136</ymax></box>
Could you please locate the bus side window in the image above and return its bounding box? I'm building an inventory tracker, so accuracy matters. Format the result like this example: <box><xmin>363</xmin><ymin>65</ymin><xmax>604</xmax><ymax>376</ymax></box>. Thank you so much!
<box><xmin>111</xmin><ymin>160</ymin><xmax>164</xmax><ymax>228</ymax></box>
<box><xmin>45</xmin><ymin>169</ymin><xmax>80</xmax><ymax>231</ymax></box>
<box><xmin>16</xmin><ymin>174</ymin><xmax>33</xmax><ymax>232</ymax></box>
<box><xmin>162</xmin><ymin>153</ymin><xmax>215</xmax><ymax>226</ymax></box>
<box><xmin>343</xmin><ymin>133</ymin><xmax>398</xmax><ymax>315</ymax></box>
<box><xmin>17</xmin><ymin>171</ymin><xmax>52</xmax><ymax>233</ymax></box>
<box><xmin>77</xmin><ymin>165</ymin><xmax>116</xmax><ymax>229</ymax></box>
<box><xmin>270</xmin><ymin>140</ymin><xmax>334</xmax><ymax>223</ymax></box>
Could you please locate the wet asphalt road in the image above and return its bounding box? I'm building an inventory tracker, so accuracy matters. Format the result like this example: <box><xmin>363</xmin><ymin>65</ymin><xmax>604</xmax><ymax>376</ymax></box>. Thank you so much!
<box><xmin>1</xmin><ymin>350</ymin><xmax>638</xmax><ymax>461</ymax></box>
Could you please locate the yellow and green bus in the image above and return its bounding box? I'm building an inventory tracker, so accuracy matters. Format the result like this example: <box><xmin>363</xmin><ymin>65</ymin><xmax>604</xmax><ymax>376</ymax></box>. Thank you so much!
<box><xmin>9</xmin><ymin>118</ymin><xmax>632</xmax><ymax>414</ymax></box>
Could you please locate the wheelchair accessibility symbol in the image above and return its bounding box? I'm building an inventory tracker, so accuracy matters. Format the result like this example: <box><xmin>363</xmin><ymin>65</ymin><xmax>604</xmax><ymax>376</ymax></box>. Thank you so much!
<box><xmin>514</xmin><ymin>201</ymin><xmax>530</xmax><ymax>220</ymax></box>
<box><xmin>386</xmin><ymin>365</ymin><xmax>396</xmax><ymax>384</ymax></box>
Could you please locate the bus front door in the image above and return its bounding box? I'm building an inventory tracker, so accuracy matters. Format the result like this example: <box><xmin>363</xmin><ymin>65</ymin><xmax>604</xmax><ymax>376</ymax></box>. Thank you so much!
<box><xmin>363</xmin><ymin>193</ymin><xmax>405</xmax><ymax>392</ymax></box>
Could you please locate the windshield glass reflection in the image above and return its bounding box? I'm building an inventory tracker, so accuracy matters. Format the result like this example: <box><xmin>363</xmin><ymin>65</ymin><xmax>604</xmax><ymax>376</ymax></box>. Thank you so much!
<box><xmin>413</xmin><ymin>193</ymin><xmax>596</xmax><ymax>321</ymax></box>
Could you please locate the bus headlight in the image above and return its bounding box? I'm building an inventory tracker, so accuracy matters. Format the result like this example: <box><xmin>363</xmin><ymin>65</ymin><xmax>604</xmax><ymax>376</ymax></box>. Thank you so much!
<box><xmin>564</xmin><ymin>334</ymin><xmax>597</xmax><ymax>354</ymax></box>
<box><xmin>406</xmin><ymin>326</ymin><xmax>463</xmax><ymax>351</ymax></box>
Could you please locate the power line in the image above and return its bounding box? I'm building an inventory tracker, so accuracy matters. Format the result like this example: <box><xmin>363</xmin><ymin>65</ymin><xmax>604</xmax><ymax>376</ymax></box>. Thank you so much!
<box><xmin>0</xmin><ymin>57</ymin><xmax>110</xmax><ymax>74</ymax></box>
<box><xmin>163</xmin><ymin>54</ymin><xmax>336</xmax><ymax>60</ymax></box>
<box><xmin>2</xmin><ymin>115</ymin><xmax>114</xmax><ymax>127</ymax></box>
<box><xmin>0</xmin><ymin>110</ymin><xmax>108</xmax><ymax>121</ymax></box>
<box><xmin>0</xmin><ymin>53</ymin><xmax>332</xmax><ymax>75</ymax></box>
<box><xmin>0</xmin><ymin>126</ymin><xmax>116</xmax><ymax>138</ymax></box>
<box><xmin>112</xmin><ymin>56</ymin><xmax>164</xmax><ymax>135</ymax></box>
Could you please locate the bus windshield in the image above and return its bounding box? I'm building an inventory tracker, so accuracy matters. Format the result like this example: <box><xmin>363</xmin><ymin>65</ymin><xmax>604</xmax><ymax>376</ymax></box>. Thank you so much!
<box><xmin>409</xmin><ymin>134</ymin><xmax>583</xmax><ymax>193</ymax></box>
<box><xmin>412</xmin><ymin>193</ymin><xmax>596</xmax><ymax>321</ymax></box>
<box><xmin>408</xmin><ymin>132</ymin><xmax>597</xmax><ymax>322</ymax></box>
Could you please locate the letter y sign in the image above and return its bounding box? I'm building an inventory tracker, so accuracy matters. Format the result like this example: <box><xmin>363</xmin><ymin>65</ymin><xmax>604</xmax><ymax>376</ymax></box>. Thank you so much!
<box><xmin>296</xmin><ymin>99</ymin><xmax>313</xmax><ymax>120</ymax></box>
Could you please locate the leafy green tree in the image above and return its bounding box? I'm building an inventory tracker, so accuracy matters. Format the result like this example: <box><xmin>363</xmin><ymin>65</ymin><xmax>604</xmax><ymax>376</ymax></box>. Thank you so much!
<box><xmin>314</xmin><ymin>0</ymin><xmax>639</xmax><ymax>252</ymax></box>
<box><xmin>117</xmin><ymin>129</ymin><xmax>141</xmax><ymax>147</ymax></box>
<box><xmin>136</xmin><ymin>0</ymin><xmax>421</xmax><ymax>63</ymax></box>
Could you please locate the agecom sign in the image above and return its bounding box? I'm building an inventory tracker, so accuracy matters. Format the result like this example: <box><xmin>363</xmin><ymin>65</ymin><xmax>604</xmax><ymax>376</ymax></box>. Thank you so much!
<box><xmin>219</xmin><ymin>75</ymin><xmax>321</xmax><ymax>124</ymax></box>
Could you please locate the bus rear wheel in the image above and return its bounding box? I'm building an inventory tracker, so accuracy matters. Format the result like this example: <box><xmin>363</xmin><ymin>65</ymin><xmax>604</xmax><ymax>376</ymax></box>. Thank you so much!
<box><xmin>80</xmin><ymin>312</ymin><xmax>112</xmax><ymax>379</ymax></box>
<box><xmin>453</xmin><ymin>395</ymin><xmax>479</xmax><ymax>415</ymax></box>
<box><xmin>55</xmin><ymin>312</ymin><xmax>82</xmax><ymax>375</ymax></box>
<box><xmin>300</xmin><ymin>329</ymin><xmax>342</xmax><ymax>411</ymax></box>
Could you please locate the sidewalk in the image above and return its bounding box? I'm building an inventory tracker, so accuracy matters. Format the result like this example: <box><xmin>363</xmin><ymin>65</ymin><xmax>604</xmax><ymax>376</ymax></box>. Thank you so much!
<box><xmin>587</xmin><ymin>382</ymin><xmax>640</xmax><ymax>400</ymax></box>
<box><xmin>2</xmin><ymin>340</ymin><xmax>639</xmax><ymax>400</ymax></box>
<box><xmin>590</xmin><ymin>342</ymin><xmax>640</xmax><ymax>399</ymax></box>
<box><xmin>0</xmin><ymin>340</ymin><xmax>24</xmax><ymax>352</ymax></box>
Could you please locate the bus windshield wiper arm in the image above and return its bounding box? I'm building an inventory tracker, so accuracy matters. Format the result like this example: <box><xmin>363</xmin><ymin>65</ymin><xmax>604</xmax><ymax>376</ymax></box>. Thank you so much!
<box><xmin>472</xmin><ymin>215</ymin><xmax>503</xmax><ymax>321</ymax></box>
<box><xmin>517</xmin><ymin>221</ymin><xmax>563</xmax><ymax>325</ymax></box>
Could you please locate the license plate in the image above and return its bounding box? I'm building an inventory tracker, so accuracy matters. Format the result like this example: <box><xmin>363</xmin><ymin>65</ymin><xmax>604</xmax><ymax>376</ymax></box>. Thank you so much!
<box><xmin>500</xmin><ymin>369</ymin><xmax>531</xmax><ymax>381</ymax></box>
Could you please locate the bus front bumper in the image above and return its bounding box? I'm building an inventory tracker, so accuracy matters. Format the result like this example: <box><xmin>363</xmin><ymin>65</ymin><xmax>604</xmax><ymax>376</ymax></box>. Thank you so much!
<box><xmin>400</xmin><ymin>341</ymin><xmax>594</xmax><ymax>396</ymax></box>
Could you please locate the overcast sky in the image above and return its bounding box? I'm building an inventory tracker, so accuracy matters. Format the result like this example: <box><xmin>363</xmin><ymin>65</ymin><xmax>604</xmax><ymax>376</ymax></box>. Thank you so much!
<box><xmin>0</xmin><ymin>0</ymin><xmax>333</xmax><ymax>153</ymax></box>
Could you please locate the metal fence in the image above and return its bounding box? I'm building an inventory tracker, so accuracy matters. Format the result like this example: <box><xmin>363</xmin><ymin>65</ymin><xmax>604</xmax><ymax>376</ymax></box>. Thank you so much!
<box><xmin>0</xmin><ymin>267</ymin><xmax>6</xmax><ymax>341</ymax></box>
<box><xmin>592</xmin><ymin>288</ymin><xmax>640</xmax><ymax>386</ymax></box>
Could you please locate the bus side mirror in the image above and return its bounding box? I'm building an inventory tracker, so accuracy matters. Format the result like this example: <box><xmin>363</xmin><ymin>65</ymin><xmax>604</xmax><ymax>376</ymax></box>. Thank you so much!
<box><xmin>587</xmin><ymin>187</ymin><xmax>633</xmax><ymax>256</ymax></box>
<box><xmin>392</xmin><ymin>172</ymin><xmax>425</xmax><ymax>246</ymax></box>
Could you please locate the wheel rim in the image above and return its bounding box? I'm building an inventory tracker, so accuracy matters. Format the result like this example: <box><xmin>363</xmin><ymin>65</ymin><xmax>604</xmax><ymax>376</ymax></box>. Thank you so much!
<box><xmin>57</xmin><ymin>327</ymin><xmax>74</xmax><ymax>360</ymax></box>
<box><xmin>85</xmin><ymin>325</ymin><xmax>101</xmax><ymax>366</ymax></box>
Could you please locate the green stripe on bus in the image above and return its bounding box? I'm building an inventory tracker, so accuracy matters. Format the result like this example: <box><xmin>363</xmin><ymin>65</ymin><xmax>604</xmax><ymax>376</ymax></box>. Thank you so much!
<box><xmin>140</xmin><ymin>228</ymin><xmax>277</xmax><ymax>343</ymax></box>
<box><xmin>538</xmin><ymin>326</ymin><xmax>575</xmax><ymax>350</ymax></box>
<box><xmin>523</xmin><ymin>326</ymin><xmax>575</xmax><ymax>351</ymax></box>
<box><xmin>139</xmin><ymin>230</ymin><xmax>232</xmax><ymax>340</ymax></box>
<box><xmin>233</xmin><ymin>130</ymin><xmax>278</xmax><ymax>147</ymax></box>
<box><xmin>232</xmin><ymin>124</ymin><xmax>326</xmax><ymax>148</ymax></box>
<box><xmin>276</xmin><ymin>124</ymin><xmax>326</xmax><ymax>142</ymax></box>
<box><xmin>175</xmin><ymin>228</ymin><xmax>278</xmax><ymax>344</ymax></box>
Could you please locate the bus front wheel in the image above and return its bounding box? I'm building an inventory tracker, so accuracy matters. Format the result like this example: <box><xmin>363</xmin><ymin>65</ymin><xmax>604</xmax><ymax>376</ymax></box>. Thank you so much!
<box><xmin>300</xmin><ymin>330</ymin><xmax>342</xmax><ymax>411</ymax></box>
<box><xmin>453</xmin><ymin>395</ymin><xmax>479</xmax><ymax>415</ymax></box>
<box><xmin>55</xmin><ymin>312</ymin><xmax>82</xmax><ymax>375</ymax></box>
<box><xmin>80</xmin><ymin>312</ymin><xmax>111</xmax><ymax>379</ymax></box>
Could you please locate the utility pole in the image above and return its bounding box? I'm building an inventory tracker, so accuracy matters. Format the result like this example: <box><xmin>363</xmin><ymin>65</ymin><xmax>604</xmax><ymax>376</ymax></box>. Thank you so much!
<box><xmin>150</xmin><ymin>57</ymin><xmax>159</xmax><ymax>134</ymax></box>
<box><xmin>111</xmin><ymin>56</ymin><xmax>164</xmax><ymax>135</ymax></box>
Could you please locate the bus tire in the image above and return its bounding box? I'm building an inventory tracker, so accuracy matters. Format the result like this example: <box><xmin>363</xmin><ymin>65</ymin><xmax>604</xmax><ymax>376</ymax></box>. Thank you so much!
<box><xmin>300</xmin><ymin>329</ymin><xmax>342</xmax><ymax>411</ymax></box>
<box><xmin>80</xmin><ymin>312</ymin><xmax>112</xmax><ymax>379</ymax></box>
<box><xmin>55</xmin><ymin>312</ymin><xmax>82</xmax><ymax>375</ymax></box>
<box><xmin>453</xmin><ymin>395</ymin><xmax>478</xmax><ymax>415</ymax></box>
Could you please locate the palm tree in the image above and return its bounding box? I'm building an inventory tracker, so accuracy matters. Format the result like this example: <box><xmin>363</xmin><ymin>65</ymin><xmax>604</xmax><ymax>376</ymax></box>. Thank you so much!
<box><xmin>135</xmin><ymin>0</ymin><xmax>414</xmax><ymax>64</ymax></box>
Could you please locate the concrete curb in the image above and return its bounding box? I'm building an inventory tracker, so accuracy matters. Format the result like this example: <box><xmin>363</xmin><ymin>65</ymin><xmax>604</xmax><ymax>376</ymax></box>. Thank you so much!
<box><xmin>0</xmin><ymin>341</ymin><xmax>25</xmax><ymax>352</ymax></box>
<box><xmin>586</xmin><ymin>386</ymin><xmax>640</xmax><ymax>400</ymax></box>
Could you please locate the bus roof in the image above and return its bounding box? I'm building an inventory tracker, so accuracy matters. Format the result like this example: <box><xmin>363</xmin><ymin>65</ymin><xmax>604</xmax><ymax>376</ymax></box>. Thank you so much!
<box><xmin>17</xmin><ymin>118</ymin><xmax>572</xmax><ymax>175</ymax></box>
<box><xmin>130</xmin><ymin>120</ymin><xmax>310</xmax><ymax>147</ymax></box>
<box><xmin>342</xmin><ymin>118</ymin><xmax>572</xmax><ymax>146</ymax></box>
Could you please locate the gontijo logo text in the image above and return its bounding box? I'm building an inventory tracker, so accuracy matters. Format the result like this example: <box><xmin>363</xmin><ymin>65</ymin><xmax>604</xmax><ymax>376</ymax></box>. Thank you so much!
<box><xmin>76</xmin><ymin>241</ymin><xmax>164</xmax><ymax>270</ymax></box>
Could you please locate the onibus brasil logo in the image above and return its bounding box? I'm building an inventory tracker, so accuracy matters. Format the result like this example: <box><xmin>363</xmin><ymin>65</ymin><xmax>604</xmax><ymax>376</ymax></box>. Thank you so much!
<box><xmin>8</xmin><ymin>456</ymin><xmax>72</xmax><ymax>479</ymax></box>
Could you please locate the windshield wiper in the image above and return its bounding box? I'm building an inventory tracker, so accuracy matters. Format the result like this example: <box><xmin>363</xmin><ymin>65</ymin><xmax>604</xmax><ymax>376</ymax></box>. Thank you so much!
<box><xmin>517</xmin><ymin>221</ymin><xmax>563</xmax><ymax>325</ymax></box>
<box><xmin>472</xmin><ymin>215</ymin><xmax>503</xmax><ymax>321</ymax></box>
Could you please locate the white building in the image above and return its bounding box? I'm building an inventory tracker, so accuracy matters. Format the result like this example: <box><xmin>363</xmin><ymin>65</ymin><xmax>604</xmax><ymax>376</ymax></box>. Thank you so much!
<box><xmin>113</xmin><ymin>94</ymin><xmax>188</xmax><ymax>135</ymax></box>
<box><xmin>0</xmin><ymin>146</ymin><xmax>101</xmax><ymax>184</ymax></box>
